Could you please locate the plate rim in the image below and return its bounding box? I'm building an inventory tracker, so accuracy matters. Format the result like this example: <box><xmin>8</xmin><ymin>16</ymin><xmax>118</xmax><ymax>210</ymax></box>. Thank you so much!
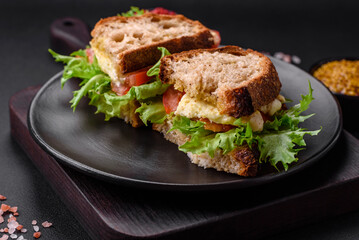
<box><xmin>28</xmin><ymin>61</ymin><xmax>343</xmax><ymax>191</ymax></box>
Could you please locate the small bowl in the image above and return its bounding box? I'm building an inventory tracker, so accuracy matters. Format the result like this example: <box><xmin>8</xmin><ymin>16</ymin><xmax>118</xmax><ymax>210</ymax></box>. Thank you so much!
<box><xmin>309</xmin><ymin>57</ymin><xmax>359</xmax><ymax>136</ymax></box>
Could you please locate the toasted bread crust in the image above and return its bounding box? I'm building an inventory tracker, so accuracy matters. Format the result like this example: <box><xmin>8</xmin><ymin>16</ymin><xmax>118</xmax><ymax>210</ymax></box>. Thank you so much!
<box><xmin>230</xmin><ymin>145</ymin><xmax>259</xmax><ymax>176</ymax></box>
<box><xmin>159</xmin><ymin>46</ymin><xmax>282</xmax><ymax>118</ymax></box>
<box><xmin>91</xmin><ymin>13</ymin><xmax>214</xmax><ymax>77</ymax></box>
<box><xmin>130</xmin><ymin>100</ymin><xmax>143</xmax><ymax>128</ymax></box>
<box><xmin>152</xmin><ymin>120</ymin><xmax>258</xmax><ymax>177</ymax></box>
<box><xmin>218</xmin><ymin>49</ymin><xmax>282</xmax><ymax>117</ymax></box>
<box><xmin>121</xmin><ymin>30</ymin><xmax>214</xmax><ymax>73</ymax></box>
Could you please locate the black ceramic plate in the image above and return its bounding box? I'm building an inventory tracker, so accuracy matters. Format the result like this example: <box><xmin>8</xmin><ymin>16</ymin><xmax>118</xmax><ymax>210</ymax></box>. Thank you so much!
<box><xmin>28</xmin><ymin>57</ymin><xmax>342</xmax><ymax>191</ymax></box>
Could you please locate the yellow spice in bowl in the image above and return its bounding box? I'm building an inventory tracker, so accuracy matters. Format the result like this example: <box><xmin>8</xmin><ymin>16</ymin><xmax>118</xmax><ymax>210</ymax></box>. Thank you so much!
<box><xmin>313</xmin><ymin>60</ymin><xmax>359</xmax><ymax>96</ymax></box>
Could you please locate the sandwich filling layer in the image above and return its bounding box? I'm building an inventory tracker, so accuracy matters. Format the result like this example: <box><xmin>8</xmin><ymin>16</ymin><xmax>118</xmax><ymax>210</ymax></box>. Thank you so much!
<box><xmin>175</xmin><ymin>93</ymin><xmax>285</xmax><ymax>131</ymax></box>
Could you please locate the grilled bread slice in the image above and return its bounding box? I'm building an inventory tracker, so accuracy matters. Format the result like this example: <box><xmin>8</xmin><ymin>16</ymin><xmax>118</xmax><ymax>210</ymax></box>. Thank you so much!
<box><xmin>159</xmin><ymin>46</ymin><xmax>281</xmax><ymax>118</ymax></box>
<box><xmin>90</xmin><ymin>13</ymin><xmax>215</xmax><ymax>82</ymax></box>
<box><xmin>153</xmin><ymin>120</ymin><xmax>259</xmax><ymax>177</ymax></box>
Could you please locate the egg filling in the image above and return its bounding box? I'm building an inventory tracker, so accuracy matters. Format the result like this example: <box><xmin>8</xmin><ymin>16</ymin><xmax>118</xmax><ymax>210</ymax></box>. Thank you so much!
<box><xmin>175</xmin><ymin>94</ymin><xmax>285</xmax><ymax>131</ymax></box>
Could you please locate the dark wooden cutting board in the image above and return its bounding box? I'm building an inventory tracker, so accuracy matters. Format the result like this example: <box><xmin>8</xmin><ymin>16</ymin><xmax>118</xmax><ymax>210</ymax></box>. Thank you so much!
<box><xmin>9</xmin><ymin>86</ymin><xmax>359</xmax><ymax>240</ymax></box>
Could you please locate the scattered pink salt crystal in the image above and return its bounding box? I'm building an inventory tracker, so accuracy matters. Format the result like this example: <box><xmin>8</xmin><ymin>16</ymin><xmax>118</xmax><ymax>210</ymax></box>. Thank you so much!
<box><xmin>7</xmin><ymin>217</ymin><xmax>16</xmax><ymax>223</ymax></box>
<box><xmin>274</xmin><ymin>52</ymin><xmax>284</xmax><ymax>59</ymax></box>
<box><xmin>0</xmin><ymin>205</ymin><xmax>10</xmax><ymax>213</ymax></box>
<box><xmin>8</xmin><ymin>228</ymin><xmax>15</xmax><ymax>234</ymax></box>
<box><xmin>0</xmin><ymin>234</ymin><xmax>8</xmax><ymax>240</ymax></box>
<box><xmin>282</xmin><ymin>54</ymin><xmax>291</xmax><ymax>63</ymax></box>
<box><xmin>9</xmin><ymin>234</ymin><xmax>17</xmax><ymax>239</ymax></box>
<box><xmin>292</xmin><ymin>55</ymin><xmax>301</xmax><ymax>64</ymax></box>
<box><xmin>41</xmin><ymin>221</ymin><xmax>52</xmax><ymax>228</ymax></box>
<box><xmin>33</xmin><ymin>232</ymin><xmax>41</xmax><ymax>239</ymax></box>
<box><xmin>8</xmin><ymin>207</ymin><xmax>17</xmax><ymax>214</ymax></box>
<box><xmin>0</xmin><ymin>196</ymin><xmax>53</xmax><ymax>239</ymax></box>
<box><xmin>7</xmin><ymin>220</ymin><xmax>19</xmax><ymax>229</ymax></box>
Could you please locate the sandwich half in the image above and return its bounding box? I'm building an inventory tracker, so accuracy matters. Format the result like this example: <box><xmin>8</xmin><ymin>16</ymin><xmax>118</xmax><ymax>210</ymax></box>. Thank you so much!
<box><xmin>90</xmin><ymin>12</ymin><xmax>216</xmax><ymax>82</ymax></box>
<box><xmin>153</xmin><ymin>46</ymin><xmax>283</xmax><ymax>176</ymax></box>
<box><xmin>50</xmin><ymin>8</ymin><xmax>320</xmax><ymax>177</ymax></box>
<box><xmin>50</xmin><ymin>10</ymin><xmax>219</xmax><ymax>127</ymax></box>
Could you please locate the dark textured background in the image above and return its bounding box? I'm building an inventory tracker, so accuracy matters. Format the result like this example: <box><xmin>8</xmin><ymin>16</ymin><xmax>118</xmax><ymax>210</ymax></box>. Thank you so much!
<box><xmin>1</xmin><ymin>0</ymin><xmax>359</xmax><ymax>239</ymax></box>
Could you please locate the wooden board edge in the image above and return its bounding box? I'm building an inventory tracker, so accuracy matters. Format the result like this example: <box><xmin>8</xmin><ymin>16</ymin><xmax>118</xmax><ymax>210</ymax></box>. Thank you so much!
<box><xmin>8</xmin><ymin>86</ymin><xmax>359</xmax><ymax>240</ymax></box>
<box><xmin>9</xmin><ymin>87</ymin><xmax>128</xmax><ymax>240</ymax></box>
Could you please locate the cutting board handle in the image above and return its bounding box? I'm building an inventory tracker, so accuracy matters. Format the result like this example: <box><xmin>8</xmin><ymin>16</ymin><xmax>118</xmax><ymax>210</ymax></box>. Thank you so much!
<box><xmin>50</xmin><ymin>17</ymin><xmax>91</xmax><ymax>55</ymax></box>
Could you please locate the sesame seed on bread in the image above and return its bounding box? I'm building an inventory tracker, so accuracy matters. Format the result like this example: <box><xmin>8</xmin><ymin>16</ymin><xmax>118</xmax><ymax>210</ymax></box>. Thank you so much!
<box><xmin>159</xmin><ymin>46</ymin><xmax>282</xmax><ymax>118</ymax></box>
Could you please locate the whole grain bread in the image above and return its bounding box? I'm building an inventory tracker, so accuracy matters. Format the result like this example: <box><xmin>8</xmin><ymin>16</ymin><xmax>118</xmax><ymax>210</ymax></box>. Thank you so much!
<box><xmin>152</xmin><ymin>120</ymin><xmax>258</xmax><ymax>177</ymax></box>
<box><xmin>90</xmin><ymin>13</ymin><xmax>214</xmax><ymax>81</ymax></box>
<box><xmin>159</xmin><ymin>46</ymin><xmax>282</xmax><ymax>118</ymax></box>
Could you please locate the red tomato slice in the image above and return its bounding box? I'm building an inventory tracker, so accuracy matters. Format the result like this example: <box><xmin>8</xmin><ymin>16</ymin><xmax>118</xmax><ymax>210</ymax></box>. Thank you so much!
<box><xmin>85</xmin><ymin>48</ymin><xmax>94</xmax><ymax>64</ymax></box>
<box><xmin>125</xmin><ymin>67</ymin><xmax>152</xmax><ymax>87</ymax></box>
<box><xmin>163</xmin><ymin>85</ymin><xmax>185</xmax><ymax>114</ymax></box>
<box><xmin>210</xmin><ymin>30</ymin><xmax>221</xmax><ymax>48</ymax></box>
<box><xmin>111</xmin><ymin>82</ymin><xmax>131</xmax><ymax>96</ymax></box>
<box><xmin>199</xmin><ymin>118</ymin><xmax>235</xmax><ymax>132</ymax></box>
<box><xmin>111</xmin><ymin>67</ymin><xmax>152</xmax><ymax>96</ymax></box>
<box><xmin>150</xmin><ymin>7</ymin><xmax>176</xmax><ymax>15</ymax></box>
<box><xmin>260</xmin><ymin>112</ymin><xmax>272</xmax><ymax>123</ymax></box>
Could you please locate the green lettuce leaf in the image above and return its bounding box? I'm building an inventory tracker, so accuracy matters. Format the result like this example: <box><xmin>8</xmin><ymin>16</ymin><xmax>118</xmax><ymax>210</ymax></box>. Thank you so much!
<box><xmin>88</xmin><ymin>91</ymin><xmax>132</xmax><ymax>121</ymax></box>
<box><xmin>170</xmin><ymin>116</ymin><xmax>258</xmax><ymax>158</ymax></box>
<box><xmin>147</xmin><ymin>47</ymin><xmax>171</xmax><ymax>77</ymax></box>
<box><xmin>264</xmin><ymin>81</ymin><xmax>315</xmax><ymax>131</ymax></box>
<box><xmin>119</xmin><ymin>6</ymin><xmax>145</xmax><ymax>17</ymax></box>
<box><xmin>50</xmin><ymin>47</ymin><xmax>172</xmax><ymax>122</ymax></box>
<box><xmin>129</xmin><ymin>80</ymin><xmax>169</xmax><ymax>100</ymax></box>
<box><xmin>86</xmin><ymin>80</ymin><xmax>169</xmax><ymax>121</ymax></box>
<box><xmin>135</xmin><ymin>99</ymin><xmax>167</xmax><ymax>126</ymax></box>
<box><xmin>70</xmin><ymin>74</ymin><xmax>111</xmax><ymax>111</ymax></box>
<box><xmin>170</xmin><ymin>116</ymin><xmax>215</xmax><ymax>156</ymax></box>
<box><xmin>170</xmin><ymin>115</ymin><xmax>211</xmax><ymax>136</ymax></box>
<box><xmin>48</xmin><ymin>49</ymin><xmax>103</xmax><ymax>88</ymax></box>
<box><xmin>101</xmin><ymin>80</ymin><xmax>169</xmax><ymax>104</ymax></box>
<box><xmin>259</xmin><ymin>129</ymin><xmax>321</xmax><ymax>171</ymax></box>
<box><xmin>207</xmin><ymin>129</ymin><xmax>238</xmax><ymax>156</ymax></box>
